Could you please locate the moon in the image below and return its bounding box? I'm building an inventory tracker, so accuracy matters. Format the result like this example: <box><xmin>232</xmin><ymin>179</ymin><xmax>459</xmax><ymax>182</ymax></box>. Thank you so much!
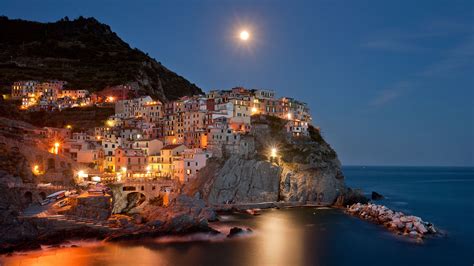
<box><xmin>240</xmin><ymin>30</ymin><xmax>250</xmax><ymax>41</ymax></box>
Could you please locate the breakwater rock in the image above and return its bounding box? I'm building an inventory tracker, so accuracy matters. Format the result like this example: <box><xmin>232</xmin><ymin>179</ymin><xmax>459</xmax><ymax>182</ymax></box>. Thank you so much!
<box><xmin>347</xmin><ymin>203</ymin><xmax>438</xmax><ymax>239</ymax></box>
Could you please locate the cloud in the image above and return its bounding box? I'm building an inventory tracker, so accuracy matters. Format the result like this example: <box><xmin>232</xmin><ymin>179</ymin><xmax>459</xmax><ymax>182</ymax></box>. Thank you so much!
<box><xmin>363</xmin><ymin>40</ymin><xmax>421</xmax><ymax>52</ymax></box>
<box><xmin>362</xmin><ymin>19</ymin><xmax>472</xmax><ymax>53</ymax></box>
<box><xmin>370</xmin><ymin>89</ymin><xmax>402</xmax><ymax>107</ymax></box>
<box><xmin>418</xmin><ymin>36</ymin><xmax>474</xmax><ymax>77</ymax></box>
<box><xmin>370</xmin><ymin>80</ymin><xmax>414</xmax><ymax>107</ymax></box>
<box><xmin>367</xmin><ymin>20</ymin><xmax>473</xmax><ymax>107</ymax></box>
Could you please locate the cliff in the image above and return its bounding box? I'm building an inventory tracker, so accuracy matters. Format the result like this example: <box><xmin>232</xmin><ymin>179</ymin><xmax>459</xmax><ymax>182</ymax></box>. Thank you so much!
<box><xmin>0</xmin><ymin>16</ymin><xmax>203</xmax><ymax>101</ymax></box>
<box><xmin>186</xmin><ymin>115</ymin><xmax>347</xmax><ymax>206</ymax></box>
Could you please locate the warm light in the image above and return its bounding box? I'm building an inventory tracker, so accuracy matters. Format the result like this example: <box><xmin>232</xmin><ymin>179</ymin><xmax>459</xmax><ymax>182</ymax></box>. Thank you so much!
<box><xmin>107</xmin><ymin>96</ymin><xmax>115</xmax><ymax>102</ymax></box>
<box><xmin>51</xmin><ymin>142</ymin><xmax>60</xmax><ymax>154</ymax></box>
<box><xmin>116</xmin><ymin>173</ymin><xmax>122</xmax><ymax>182</ymax></box>
<box><xmin>287</xmin><ymin>113</ymin><xmax>292</xmax><ymax>120</ymax></box>
<box><xmin>65</xmin><ymin>125</ymin><xmax>72</xmax><ymax>129</ymax></box>
<box><xmin>271</xmin><ymin>147</ymin><xmax>277</xmax><ymax>158</ymax></box>
<box><xmin>240</xmin><ymin>30</ymin><xmax>250</xmax><ymax>41</ymax></box>
<box><xmin>146</xmin><ymin>165</ymin><xmax>151</xmax><ymax>172</ymax></box>
<box><xmin>172</xmin><ymin>138</ymin><xmax>177</xmax><ymax>144</ymax></box>
<box><xmin>106</xmin><ymin>120</ymin><xmax>115</xmax><ymax>127</ymax></box>
<box><xmin>251</xmin><ymin>107</ymin><xmax>258</xmax><ymax>114</ymax></box>
<box><xmin>96</xmin><ymin>135</ymin><xmax>101</xmax><ymax>140</ymax></box>
<box><xmin>33</xmin><ymin>165</ymin><xmax>40</xmax><ymax>175</ymax></box>
<box><xmin>77</xmin><ymin>170</ymin><xmax>88</xmax><ymax>180</ymax></box>
<box><xmin>121</xmin><ymin>167</ymin><xmax>127</xmax><ymax>172</ymax></box>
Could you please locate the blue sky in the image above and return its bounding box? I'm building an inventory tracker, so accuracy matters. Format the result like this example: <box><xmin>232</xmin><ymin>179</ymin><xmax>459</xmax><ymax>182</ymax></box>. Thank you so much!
<box><xmin>1</xmin><ymin>0</ymin><xmax>473</xmax><ymax>166</ymax></box>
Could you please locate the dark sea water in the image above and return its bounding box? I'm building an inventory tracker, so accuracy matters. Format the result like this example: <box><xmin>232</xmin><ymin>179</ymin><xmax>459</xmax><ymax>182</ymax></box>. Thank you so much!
<box><xmin>1</xmin><ymin>166</ymin><xmax>473</xmax><ymax>266</ymax></box>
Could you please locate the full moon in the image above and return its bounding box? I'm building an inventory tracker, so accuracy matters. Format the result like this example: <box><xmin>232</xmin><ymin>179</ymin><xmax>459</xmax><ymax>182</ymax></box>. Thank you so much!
<box><xmin>240</xmin><ymin>30</ymin><xmax>250</xmax><ymax>41</ymax></box>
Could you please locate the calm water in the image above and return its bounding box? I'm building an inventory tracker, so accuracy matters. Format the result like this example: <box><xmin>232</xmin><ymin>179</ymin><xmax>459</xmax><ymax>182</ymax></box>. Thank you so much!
<box><xmin>1</xmin><ymin>166</ymin><xmax>473</xmax><ymax>266</ymax></box>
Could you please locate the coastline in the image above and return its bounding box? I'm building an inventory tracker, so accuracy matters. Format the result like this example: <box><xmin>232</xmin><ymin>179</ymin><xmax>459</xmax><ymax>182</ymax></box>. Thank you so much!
<box><xmin>0</xmin><ymin>202</ymin><xmax>331</xmax><ymax>254</ymax></box>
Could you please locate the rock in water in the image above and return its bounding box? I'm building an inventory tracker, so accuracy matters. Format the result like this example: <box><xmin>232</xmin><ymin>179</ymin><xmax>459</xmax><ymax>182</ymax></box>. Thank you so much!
<box><xmin>227</xmin><ymin>227</ymin><xmax>244</xmax><ymax>238</ymax></box>
<box><xmin>346</xmin><ymin>203</ymin><xmax>439</xmax><ymax>239</ymax></box>
<box><xmin>227</xmin><ymin>227</ymin><xmax>253</xmax><ymax>238</ymax></box>
<box><xmin>371</xmin><ymin>191</ymin><xmax>384</xmax><ymax>200</ymax></box>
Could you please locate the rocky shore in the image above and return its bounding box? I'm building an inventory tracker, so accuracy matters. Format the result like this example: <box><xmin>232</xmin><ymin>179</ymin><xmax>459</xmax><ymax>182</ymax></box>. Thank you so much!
<box><xmin>347</xmin><ymin>203</ymin><xmax>438</xmax><ymax>239</ymax></box>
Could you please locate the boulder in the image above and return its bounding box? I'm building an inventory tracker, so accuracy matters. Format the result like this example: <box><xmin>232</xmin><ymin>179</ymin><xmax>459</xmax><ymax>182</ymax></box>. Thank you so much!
<box><xmin>227</xmin><ymin>227</ymin><xmax>244</xmax><ymax>238</ymax></box>
<box><xmin>417</xmin><ymin>224</ymin><xmax>428</xmax><ymax>234</ymax></box>
<box><xmin>371</xmin><ymin>191</ymin><xmax>384</xmax><ymax>200</ymax></box>
<box><xmin>227</xmin><ymin>227</ymin><xmax>252</xmax><ymax>238</ymax></box>
<box><xmin>339</xmin><ymin>188</ymin><xmax>369</xmax><ymax>206</ymax></box>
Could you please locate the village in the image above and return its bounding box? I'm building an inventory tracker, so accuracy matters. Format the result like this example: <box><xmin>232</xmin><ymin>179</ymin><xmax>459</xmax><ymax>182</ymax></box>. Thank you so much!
<box><xmin>9</xmin><ymin>80</ymin><xmax>313</xmax><ymax>200</ymax></box>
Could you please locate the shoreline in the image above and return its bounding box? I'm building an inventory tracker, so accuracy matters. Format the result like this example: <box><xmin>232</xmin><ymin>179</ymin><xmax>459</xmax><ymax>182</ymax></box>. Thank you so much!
<box><xmin>1</xmin><ymin>201</ymin><xmax>439</xmax><ymax>255</ymax></box>
<box><xmin>212</xmin><ymin>201</ymin><xmax>333</xmax><ymax>211</ymax></box>
<box><xmin>0</xmin><ymin>202</ymin><xmax>331</xmax><ymax>254</ymax></box>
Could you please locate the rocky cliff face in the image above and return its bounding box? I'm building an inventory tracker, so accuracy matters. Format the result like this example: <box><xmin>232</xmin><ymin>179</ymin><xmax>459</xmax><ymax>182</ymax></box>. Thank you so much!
<box><xmin>198</xmin><ymin>156</ymin><xmax>281</xmax><ymax>204</ymax></box>
<box><xmin>0</xmin><ymin>16</ymin><xmax>202</xmax><ymax>101</ymax></box>
<box><xmin>186</xmin><ymin>115</ymin><xmax>346</xmax><ymax>205</ymax></box>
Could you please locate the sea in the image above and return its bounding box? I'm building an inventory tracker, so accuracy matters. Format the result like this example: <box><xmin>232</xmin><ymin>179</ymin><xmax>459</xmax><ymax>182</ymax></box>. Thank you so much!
<box><xmin>1</xmin><ymin>166</ymin><xmax>473</xmax><ymax>266</ymax></box>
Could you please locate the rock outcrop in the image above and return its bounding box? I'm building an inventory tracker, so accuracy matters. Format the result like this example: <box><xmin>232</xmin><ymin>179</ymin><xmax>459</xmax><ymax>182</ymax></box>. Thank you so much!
<box><xmin>196</xmin><ymin>156</ymin><xmax>281</xmax><ymax>204</ymax></box>
<box><xmin>186</xmin><ymin>115</ymin><xmax>347</xmax><ymax>206</ymax></box>
<box><xmin>105</xmin><ymin>195</ymin><xmax>218</xmax><ymax>242</ymax></box>
<box><xmin>65</xmin><ymin>194</ymin><xmax>112</xmax><ymax>220</ymax></box>
<box><xmin>142</xmin><ymin>195</ymin><xmax>216</xmax><ymax>231</ymax></box>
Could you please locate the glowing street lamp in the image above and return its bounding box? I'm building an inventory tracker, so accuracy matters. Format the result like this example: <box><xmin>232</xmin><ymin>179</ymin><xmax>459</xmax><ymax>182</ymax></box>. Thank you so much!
<box><xmin>271</xmin><ymin>147</ymin><xmax>278</xmax><ymax>158</ymax></box>
<box><xmin>251</xmin><ymin>107</ymin><xmax>258</xmax><ymax>114</ymax></box>
<box><xmin>106</xmin><ymin>120</ymin><xmax>115</xmax><ymax>127</ymax></box>
<box><xmin>120</xmin><ymin>167</ymin><xmax>127</xmax><ymax>180</ymax></box>
<box><xmin>287</xmin><ymin>112</ymin><xmax>292</xmax><ymax>120</ymax></box>
<box><xmin>32</xmin><ymin>165</ymin><xmax>41</xmax><ymax>175</ymax></box>
<box><xmin>65</xmin><ymin>124</ymin><xmax>72</xmax><ymax>129</ymax></box>
<box><xmin>52</xmin><ymin>142</ymin><xmax>60</xmax><ymax>154</ymax></box>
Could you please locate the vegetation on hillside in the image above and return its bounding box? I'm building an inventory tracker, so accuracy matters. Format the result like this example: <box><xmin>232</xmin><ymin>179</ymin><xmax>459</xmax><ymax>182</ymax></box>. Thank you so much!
<box><xmin>0</xmin><ymin>16</ymin><xmax>202</xmax><ymax>101</ymax></box>
<box><xmin>25</xmin><ymin>106</ymin><xmax>115</xmax><ymax>130</ymax></box>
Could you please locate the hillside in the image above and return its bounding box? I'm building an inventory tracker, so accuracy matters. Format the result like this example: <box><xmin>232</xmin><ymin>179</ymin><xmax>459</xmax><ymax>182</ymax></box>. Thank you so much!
<box><xmin>0</xmin><ymin>16</ymin><xmax>203</xmax><ymax>101</ymax></box>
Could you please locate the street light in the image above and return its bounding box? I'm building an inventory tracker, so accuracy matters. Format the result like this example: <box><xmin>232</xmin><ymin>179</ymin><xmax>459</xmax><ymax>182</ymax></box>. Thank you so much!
<box><xmin>271</xmin><ymin>147</ymin><xmax>277</xmax><ymax>158</ymax></box>
<box><xmin>106</xmin><ymin>120</ymin><xmax>115</xmax><ymax>127</ymax></box>
<box><xmin>33</xmin><ymin>165</ymin><xmax>40</xmax><ymax>175</ymax></box>
<box><xmin>53</xmin><ymin>142</ymin><xmax>60</xmax><ymax>154</ymax></box>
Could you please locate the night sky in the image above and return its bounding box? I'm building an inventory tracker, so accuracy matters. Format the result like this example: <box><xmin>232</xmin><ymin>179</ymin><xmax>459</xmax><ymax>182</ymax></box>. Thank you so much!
<box><xmin>1</xmin><ymin>0</ymin><xmax>473</xmax><ymax>166</ymax></box>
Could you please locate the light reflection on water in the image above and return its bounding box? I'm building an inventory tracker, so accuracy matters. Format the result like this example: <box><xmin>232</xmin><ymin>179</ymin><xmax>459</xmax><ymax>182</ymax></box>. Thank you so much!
<box><xmin>0</xmin><ymin>208</ymin><xmax>329</xmax><ymax>266</ymax></box>
<box><xmin>248</xmin><ymin>210</ymin><xmax>304</xmax><ymax>266</ymax></box>
<box><xmin>2</xmin><ymin>167</ymin><xmax>473</xmax><ymax>266</ymax></box>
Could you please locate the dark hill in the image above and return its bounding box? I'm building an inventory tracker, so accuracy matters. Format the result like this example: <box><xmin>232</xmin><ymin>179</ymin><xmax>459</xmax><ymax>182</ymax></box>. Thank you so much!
<box><xmin>0</xmin><ymin>16</ymin><xmax>203</xmax><ymax>101</ymax></box>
